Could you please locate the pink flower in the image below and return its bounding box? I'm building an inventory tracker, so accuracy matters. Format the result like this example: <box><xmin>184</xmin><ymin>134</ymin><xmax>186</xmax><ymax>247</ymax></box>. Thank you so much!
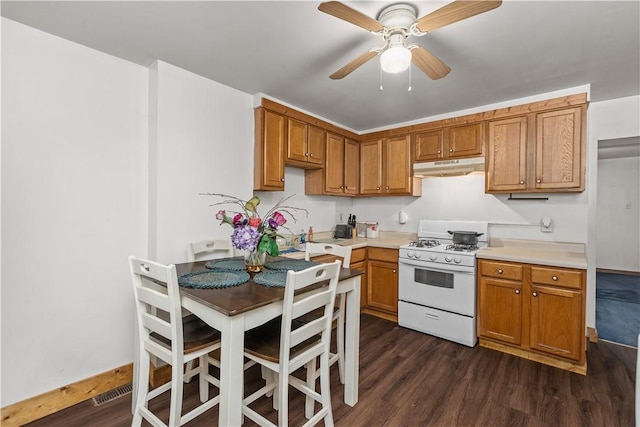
<box><xmin>272</xmin><ymin>211</ymin><xmax>287</xmax><ymax>226</ymax></box>
<box><xmin>232</xmin><ymin>213</ymin><xmax>244</xmax><ymax>226</ymax></box>
<box><xmin>215</xmin><ymin>210</ymin><xmax>226</xmax><ymax>221</ymax></box>
<box><xmin>249</xmin><ymin>217</ymin><xmax>261</xmax><ymax>228</ymax></box>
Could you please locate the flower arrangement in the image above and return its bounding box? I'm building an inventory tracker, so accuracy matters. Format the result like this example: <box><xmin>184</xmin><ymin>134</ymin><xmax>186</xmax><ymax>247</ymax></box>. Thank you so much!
<box><xmin>202</xmin><ymin>193</ymin><xmax>307</xmax><ymax>259</ymax></box>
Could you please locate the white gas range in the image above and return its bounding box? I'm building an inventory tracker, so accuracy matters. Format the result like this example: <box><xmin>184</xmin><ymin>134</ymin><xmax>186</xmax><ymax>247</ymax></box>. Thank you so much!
<box><xmin>398</xmin><ymin>220</ymin><xmax>488</xmax><ymax>347</ymax></box>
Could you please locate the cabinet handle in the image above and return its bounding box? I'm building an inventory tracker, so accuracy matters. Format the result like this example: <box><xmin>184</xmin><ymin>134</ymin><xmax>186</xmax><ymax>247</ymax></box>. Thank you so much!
<box><xmin>340</xmin><ymin>186</ymin><xmax>344</xmax><ymax>189</ymax></box>
<box><xmin>536</xmin><ymin>179</ymin><xmax>542</xmax><ymax>184</ymax></box>
<box><xmin>498</xmin><ymin>269</ymin><xmax>503</xmax><ymax>274</ymax></box>
<box><xmin>515</xmin><ymin>289</ymin><xmax>520</xmax><ymax>294</ymax></box>
<box><xmin>309</xmin><ymin>153</ymin><xmax>313</xmax><ymax>157</ymax></box>
<box><xmin>280</xmin><ymin>178</ymin><xmax>285</xmax><ymax>182</ymax></box>
<box><xmin>345</xmin><ymin>186</ymin><xmax>349</xmax><ymax>190</ymax></box>
<box><xmin>552</xmin><ymin>275</ymin><xmax>558</xmax><ymax>281</ymax></box>
<box><xmin>449</xmin><ymin>149</ymin><xmax>453</xmax><ymax>152</ymax></box>
<box><xmin>377</xmin><ymin>187</ymin><xmax>380</xmax><ymax>190</ymax></box>
<box><xmin>532</xmin><ymin>292</ymin><xmax>538</xmax><ymax>297</ymax></box>
<box><xmin>519</xmin><ymin>180</ymin><xmax>525</xmax><ymax>185</ymax></box>
<box><xmin>437</xmin><ymin>150</ymin><xmax>441</xmax><ymax>154</ymax></box>
<box><xmin>386</xmin><ymin>186</ymin><xmax>389</xmax><ymax>190</ymax></box>
<box><xmin>392</xmin><ymin>270</ymin><xmax>396</xmax><ymax>273</ymax></box>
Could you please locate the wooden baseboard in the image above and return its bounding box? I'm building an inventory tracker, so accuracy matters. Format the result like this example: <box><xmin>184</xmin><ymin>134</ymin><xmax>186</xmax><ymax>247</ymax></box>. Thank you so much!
<box><xmin>1</xmin><ymin>364</ymin><xmax>133</xmax><ymax>427</ymax></box>
<box><xmin>479</xmin><ymin>339</ymin><xmax>587</xmax><ymax>375</ymax></box>
<box><xmin>361</xmin><ymin>308</ymin><xmax>398</xmax><ymax>323</ymax></box>
<box><xmin>587</xmin><ymin>327</ymin><xmax>598</xmax><ymax>343</ymax></box>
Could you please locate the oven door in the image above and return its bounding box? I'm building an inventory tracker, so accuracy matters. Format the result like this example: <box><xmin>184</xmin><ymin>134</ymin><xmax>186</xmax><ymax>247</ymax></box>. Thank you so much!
<box><xmin>398</xmin><ymin>258</ymin><xmax>476</xmax><ymax>316</ymax></box>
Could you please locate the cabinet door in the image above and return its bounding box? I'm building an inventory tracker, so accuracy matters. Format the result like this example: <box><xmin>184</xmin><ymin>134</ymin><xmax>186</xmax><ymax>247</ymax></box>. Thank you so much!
<box><xmin>307</xmin><ymin>125</ymin><xmax>325</xmax><ymax>165</ymax></box>
<box><xmin>367</xmin><ymin>260</ymin><xmax>398</xmax><ymax>313</ymax></box>
<box><xmin>486</xmin><ymin>116</ymin><xmax>528</xmax><ymax>192</ymax></box>
<box><xmin>415</xmin><ymin>130</ymin><xmax>444</xmax><ymax>161</ymax></box>
<box><xmin>286</xmin><ymin>118</ymin><xmax>308</xmax><ymax>163</ymax></box>
<box><xmin>324</xmin><ymin>133</ymin><xmax>345</xmax><ymax>194</ymax></box>
<box><xmin>529</xmin><ymin>284</ymin><xmax>583</xmax><ymax>361</ymax></box>
<box><xmin>256</xmin><ymin>109</ymin><xmax>285</xmax><ymax>190</ymax></box>
<box><xmin>344</xmin><ymin>139</ymin><xmax>360</xmax><ymax>195</ymax></box>
<box><xmin>360</xmin><ymin>139</ymin><xmax>383</xmax><ymax>195</ymax></box>
<box><xmin>384</xmin><ymin>135</ymin><xmax>411</xmax><ymax>194</ymax></box>
<box><xmin>535</xmin><ymin>107</ymin><xmax>583</xmax><ymax>190</ymax></box>
<box><xmin>448</xmin><ymin>123</ymin><xmax>484</xmax><ymax>157</ymax></box>
<box><xmin>478</xmin><ymin>277</ymin><xmax>523</xmax><ymax>345</ymax></box>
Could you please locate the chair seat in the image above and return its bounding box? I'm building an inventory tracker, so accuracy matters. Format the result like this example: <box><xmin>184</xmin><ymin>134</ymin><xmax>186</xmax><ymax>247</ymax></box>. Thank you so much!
<box><xmin>244</xmin><ymin>318</ymin><xmax>319</xmax><ymax>363</ymax></box>
<box><xmin>151</xmin><ymin>314</ymin><xmax>220</xmax><ymax>353</ymax></box>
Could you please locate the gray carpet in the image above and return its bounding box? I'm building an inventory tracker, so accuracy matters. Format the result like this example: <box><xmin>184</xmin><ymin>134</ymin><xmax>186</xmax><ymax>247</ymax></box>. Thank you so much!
<box><xmin>595</xmin><ymin>272</ymin><xmax>640</xmax><ymax>347</ymax></box>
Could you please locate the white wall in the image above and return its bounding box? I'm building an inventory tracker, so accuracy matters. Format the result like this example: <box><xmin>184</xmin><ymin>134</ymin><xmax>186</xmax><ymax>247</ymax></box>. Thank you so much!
<box><xmin>255</xmin><ymin>167</ymin><xmax>352</xmax><ymax>236</ymax></box>
<box><xmin>1</xmin><ymin>19</ymin><xmax>148</xmax><ymax>405</ymax></box>
<box><xmin>596</xmin><ymin>156</ymin><xmax>640</xmax><ymax>271</ymax></box>
<box><xmin>149</xmin><ymin>61</ymin><xmax>254</xmax><ymax>264</ymax></box>
<box><xmin>587</xmin><ymin>96</ymin><xmax>640</xmax><ymax>327</ymax></box>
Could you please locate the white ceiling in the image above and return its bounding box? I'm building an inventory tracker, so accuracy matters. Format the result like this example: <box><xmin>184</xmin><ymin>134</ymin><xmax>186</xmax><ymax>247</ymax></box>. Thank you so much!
<box><xmin>2</xmin><ymin>1</ymin><xmax>639</xmax><ymax>132</ymax></box>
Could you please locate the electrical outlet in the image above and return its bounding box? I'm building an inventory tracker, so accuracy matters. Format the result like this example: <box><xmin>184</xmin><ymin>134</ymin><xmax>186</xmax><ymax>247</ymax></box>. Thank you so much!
<box><xmin>338</xmin><ymin>213</ymin><xmax>344</xmax><ymax>223</ymax></box>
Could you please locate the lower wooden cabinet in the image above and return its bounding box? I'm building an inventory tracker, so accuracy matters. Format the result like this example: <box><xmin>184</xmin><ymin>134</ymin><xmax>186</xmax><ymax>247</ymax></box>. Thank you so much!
<box><xmin>477</xmin><ymin>259</ymin><xmax>586</xmax><ymax>373</ymax></box>
<box><xmin>364</xmin><ymin>248</ymin><xmax>398</xmax><ymax>319</ymax></box>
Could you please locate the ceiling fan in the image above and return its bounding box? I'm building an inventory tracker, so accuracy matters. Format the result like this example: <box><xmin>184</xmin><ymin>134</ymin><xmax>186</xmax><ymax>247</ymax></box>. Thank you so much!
<box><xmin>318</xmin><ymin>1</ymin><xmax>502</xmax><ymax>80</ymax></box>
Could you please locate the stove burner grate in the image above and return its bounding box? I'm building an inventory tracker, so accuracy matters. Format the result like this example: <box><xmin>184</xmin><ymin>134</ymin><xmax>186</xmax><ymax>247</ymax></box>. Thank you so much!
<box><xmin>410</xmin><ymin>239</ymin><xmax>440</xmax><ymax>248</ymax></box>
<box><xmin>445</xmin><ymin>243</ymin><xmax>479</xmax><ymax>252</ymax></box>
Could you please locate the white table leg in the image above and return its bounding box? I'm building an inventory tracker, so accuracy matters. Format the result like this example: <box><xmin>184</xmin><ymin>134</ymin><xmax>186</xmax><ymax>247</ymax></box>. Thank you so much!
<box><xmin>218</xmin><ymin>315</ymin><xmax>246</xmax><ymax>427</ymax></box>
<box><xmin>343</xmin><ymin>276</ymin><xmax>360</xmax><ymax>406</ymax></box>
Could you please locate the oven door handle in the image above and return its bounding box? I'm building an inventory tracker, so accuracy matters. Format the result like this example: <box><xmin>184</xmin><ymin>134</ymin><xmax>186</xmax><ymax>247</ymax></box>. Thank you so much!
<box><xmin>398</xmin><ymin>258</ymin><xmax>475</xmax><ymax>274</ymax></box>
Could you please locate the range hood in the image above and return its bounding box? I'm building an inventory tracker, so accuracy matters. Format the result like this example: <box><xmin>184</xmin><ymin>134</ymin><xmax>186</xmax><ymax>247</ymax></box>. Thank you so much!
<box><xmin>413</xmin><ymin>157</ymin><xmax>485</xmax><ymax>177</ymax></box>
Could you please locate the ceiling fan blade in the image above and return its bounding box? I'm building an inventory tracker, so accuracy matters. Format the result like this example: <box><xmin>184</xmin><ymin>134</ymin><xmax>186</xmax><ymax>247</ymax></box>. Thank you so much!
<box><xmin>415</xmin><ymin>0</ymin><xmax>502</xmax><ymax>33</ymax></box>
<box><xmin>330</xmin><ymin>50</ymin><xmax>378</xmax><ymax>80</ymax></box>
<box><xmin>411</xmin><ymin>47</ymin><xmax>451</xmax><ymax>80</ymax></box>
<box><xmin>318</xmin><ymin>1</ymin><xmax>384</xmax><ymax>32</ymax></box>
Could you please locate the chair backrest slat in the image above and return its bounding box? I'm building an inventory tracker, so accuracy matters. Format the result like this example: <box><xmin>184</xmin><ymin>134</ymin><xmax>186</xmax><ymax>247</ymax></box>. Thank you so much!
<box><xmin>304</xmin><ymin>243</ymin><xmax>352</xmax><ymax>268</ymax></box>
<box><xmin>187</xmin><ymin>239</ymin><xmax>233</xmax><ymax>262</ymax></box>
<box><xmin>140</xmin><ymin>312</ymin><xmax>172</xmax><ymax>339</ymax></box>
<box><xmin>136</xmin><ymin>286</ymin><xmax>171</xmax><ymax>312</ymax></box>
<box><xmin>279</xmin><ymin>261</ymin><xmax>341</xmax><ymax>367</ymax></box>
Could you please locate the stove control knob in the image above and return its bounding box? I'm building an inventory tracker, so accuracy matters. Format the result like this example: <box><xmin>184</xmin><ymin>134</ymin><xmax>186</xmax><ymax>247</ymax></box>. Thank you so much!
<box><xmin>453</xmin><ymin>257</ymin><xmax>462</xmax><ymax>264</ymax></box>
<box><xmin>429</xmin><ymin>254</ymin><xmax>437</xmax><ymax>261</ymax></box>
<box><xmin>414</xmin><ymin>252</ymin><xmax>422</xmax><ymax>259</ymax></box>
<box><xmin>445</xmin><ymin>256</ymin><xmax>452</xmax><ymax>263</ymax></box>
<box><xmin>407</xmin><ymin>251</ymin><xmax>413</xmax><ymax>258</ymax></box>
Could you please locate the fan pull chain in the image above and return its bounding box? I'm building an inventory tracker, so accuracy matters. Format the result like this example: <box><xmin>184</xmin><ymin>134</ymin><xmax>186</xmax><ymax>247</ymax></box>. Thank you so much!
<box><xmin>379</xmin><ymin>66</ymin><xmax>384</xmax><ymax>91</ymax></box>
<box><xmin>408</xmin><ymin>65</ymin><xmax>412</xmax><ymax>92</ymax></box>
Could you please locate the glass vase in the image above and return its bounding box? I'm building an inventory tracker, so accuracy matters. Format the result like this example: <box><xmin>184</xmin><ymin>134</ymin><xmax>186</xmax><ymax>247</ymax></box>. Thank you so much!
<box><xmin>244</xmin><ymin>250</ymin><xmax>266</xmax><ymax>274</ymax></box>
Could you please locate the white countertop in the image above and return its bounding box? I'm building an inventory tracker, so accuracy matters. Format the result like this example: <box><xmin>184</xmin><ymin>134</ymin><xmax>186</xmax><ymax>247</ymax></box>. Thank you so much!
<box><xmin>476</xmin><ymin>238</ymin><xmax>587</xmax><ymax>269</ymax></box>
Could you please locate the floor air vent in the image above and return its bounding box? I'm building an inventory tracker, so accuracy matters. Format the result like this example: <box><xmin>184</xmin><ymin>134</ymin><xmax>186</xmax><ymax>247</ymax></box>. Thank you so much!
<box><xmin>92</xmin><ymin>383</ymin><xmax>132</xmax><ymax>406</ymax></box>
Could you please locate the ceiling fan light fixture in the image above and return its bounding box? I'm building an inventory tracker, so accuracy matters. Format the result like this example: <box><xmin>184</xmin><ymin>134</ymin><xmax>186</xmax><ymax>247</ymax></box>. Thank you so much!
<box><xmin>380</xmin><ymin>45</ymin><xmax>412</xmax><ymax>73</ymax></box>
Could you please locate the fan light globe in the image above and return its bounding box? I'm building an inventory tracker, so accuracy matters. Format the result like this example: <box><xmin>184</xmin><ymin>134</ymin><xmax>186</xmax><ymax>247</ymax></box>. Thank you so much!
<box><xmin>380</xmin><ymin>46</ymin><xmax>412</xmax><ymax>73</ymax></box>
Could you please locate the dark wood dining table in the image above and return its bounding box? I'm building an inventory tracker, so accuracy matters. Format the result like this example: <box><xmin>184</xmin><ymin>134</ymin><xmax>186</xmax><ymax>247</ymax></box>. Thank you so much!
<box><xmin>174</xmin><ymin>258</ymin><xmax>364</xmax><ymax>427</ymax></box>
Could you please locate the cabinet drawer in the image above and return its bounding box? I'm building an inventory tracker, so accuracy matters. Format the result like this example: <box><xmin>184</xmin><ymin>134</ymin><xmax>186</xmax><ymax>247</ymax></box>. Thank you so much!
<box><xmin>351</xmin><ymin>248</ymin><xmax>366</xmax><ymax>264</ymax></box>
<box><xmin>531</xmin><ymin>266</ymin><xmax>583</xmax><ymax>290</ymax></box>
<box><xmin>479</xmin><ymin>260</ymin><xmax>523</xmax><ymax>281</ymax></box>
<box><xmin>367</xmin><ymin>247</ymin><xmax>398</xmax><ymax>263</ymax></box>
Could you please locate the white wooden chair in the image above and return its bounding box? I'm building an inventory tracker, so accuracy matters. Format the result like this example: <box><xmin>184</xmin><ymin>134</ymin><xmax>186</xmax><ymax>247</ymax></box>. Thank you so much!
<box><xmin>129</xmin><ymin>256</ymin><xmax>221</xmax><ymax>427</ymax></box>
<box><xmin>187</xmin><ymin>239</ymin><xmax>233</xmax><ymax>262</ymax></box>
<box><xmin>242</xmin><ymin>261</ymin><xmax>342</xmax><ymax>427</ymax></box>
<box><xmin>305</xmin><ymin>242</ymin><xmax>352</xmax><ymax>384</ymax></box>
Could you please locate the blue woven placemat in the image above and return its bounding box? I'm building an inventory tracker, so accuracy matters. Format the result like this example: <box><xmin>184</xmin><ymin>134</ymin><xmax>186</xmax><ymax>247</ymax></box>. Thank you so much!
<box><xmin>253</xmin><ymin>271</ymin><xmax>288</xmax><ymax>288</ymax></box>
<box><xmin>205</xmin><ymin>257</ymin><xmax>246</xmax><ymax>271</ymax></box>
<box><xmin>179</xmin><ymin>270</ymin><xmax>250</xmax><ymax>289</ymax></box>
<box><xmin>264</xmin><ymin>259</ymin><xmax>318</xmax><ymax>272</ymax></box>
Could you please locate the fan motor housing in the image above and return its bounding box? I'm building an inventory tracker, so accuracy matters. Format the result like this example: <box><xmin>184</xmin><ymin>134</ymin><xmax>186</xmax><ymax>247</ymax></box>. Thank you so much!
<box><xmin>378</xmin><ymin>4</ymin><xmax>417</xmax><ymax>33</ymax></box>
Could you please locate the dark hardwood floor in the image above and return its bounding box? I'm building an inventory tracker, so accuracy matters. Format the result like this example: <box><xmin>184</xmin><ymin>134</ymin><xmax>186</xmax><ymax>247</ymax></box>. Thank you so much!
<box><xmin>27</xmin><ymin>314</ymin><xmax>637</xmax><ymax>426</ymax></box>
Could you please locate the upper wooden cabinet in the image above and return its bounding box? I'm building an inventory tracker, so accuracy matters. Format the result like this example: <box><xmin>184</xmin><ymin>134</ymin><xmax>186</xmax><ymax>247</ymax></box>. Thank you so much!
<box><xmin>305</xmin><ymin>134</ymin><xmax>359</xmax><ymax>196</ymax></box>
<box><xmin>254</xmin><ymin>108</ymin><xmax>285</xmax><ymax>191</ymax></box>
<box><xmin>285</xmin><ymin>118</ymin><xmax>325</xmax><ymax>168</ymax></box>
<box><xmin>414</xmin><ymin>123</ymin><xmax>484</xmax><ymax>162</ymax></box>
<box><xmin>486</xmin><ymin>106</ymin><xmax>585</xmax><ymax>193</ymax></box>
<box><xmin>360</xmin><ymin>135</ymin><xmax>421</xmax><ymax>196</ymax></box>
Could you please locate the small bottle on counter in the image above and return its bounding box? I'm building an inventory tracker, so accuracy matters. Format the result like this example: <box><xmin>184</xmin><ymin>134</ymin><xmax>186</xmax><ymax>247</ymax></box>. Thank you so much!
<box><xmin>300</xmin><ymin>229</ymin><xmax>306</xmax><ymax>244</ymax></box>
<box><xmin>308</xmin><ymin>226</ymin><xmax>314</xmax><ymax>242</ymax></box>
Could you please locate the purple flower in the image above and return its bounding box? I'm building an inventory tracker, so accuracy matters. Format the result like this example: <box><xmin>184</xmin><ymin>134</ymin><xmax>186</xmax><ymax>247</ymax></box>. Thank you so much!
<box><xmin>272</xmin><ymin>211</ymin><xmax>286</xmax><ymax>226</ymax></box>
<box><xmin>231</xmin><ymin>225</ymin><xmax>261</xmax><ymax>252</ymax></box>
